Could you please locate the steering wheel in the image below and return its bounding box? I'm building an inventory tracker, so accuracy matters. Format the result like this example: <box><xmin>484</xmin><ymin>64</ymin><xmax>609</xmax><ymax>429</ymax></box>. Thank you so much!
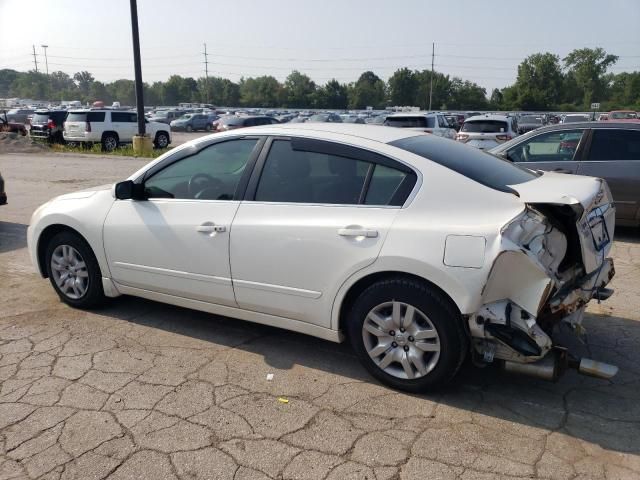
<box><xmin>187</xmin><ymin>173</ymin><xmax>226</xmax><ymax>200</ymax></box>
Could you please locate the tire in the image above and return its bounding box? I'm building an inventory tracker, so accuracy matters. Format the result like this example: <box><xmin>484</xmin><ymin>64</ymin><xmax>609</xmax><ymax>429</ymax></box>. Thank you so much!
<box><xmin>186</xmin><ymin>125</ymin><xmax>193</xmax><ymax>132</ymax></box>
<box><xmin>101</xmin><ymin>133</ymin><xmax>118</xmax><ymax>152</ymax></box>
<box><xmin>346</xmin><ymin>276</ymin><xmax>467</xmax><ymax>392</ymax></box>
<box><xmin>205</xmin><ymin>124</ymin><xmax>212</xmax><ymax>132</ymax></box>
<box><xmin>45</xmin><ymin>231</ymin><xmax>106</xmax><ymax>309</ymax></box>
<box><xmin>154</xmin><ymin>132</ymin><xmax>169</xmax><ymax>149</ymax></box>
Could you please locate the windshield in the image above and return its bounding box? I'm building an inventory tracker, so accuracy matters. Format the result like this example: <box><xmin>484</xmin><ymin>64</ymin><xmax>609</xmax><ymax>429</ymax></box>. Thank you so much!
<box><xmin>520</xmin><ymin>116</ymin><xmax>542</xmax><ymax>124</ymax></box>
<box><xmin>610</xmin><ymin>111</ymin><xmax>637</xmax><ymax>119</ymax></box>
<box><xmin>66</xmin><ymin>112</ymin><xmax>87</xmax><ymax>122</ymax></box>
<box><xmin>461</xmin><ymin>120</ymin><xmax>509</xmax><ymax>133</ymax></box>
<box><xmin>390</xmin><ymin>135</ymin><xmax>538</xmax><ymax>193</ymax></box>
<box><xmin>384</xmin><ymin>116</ymin><xmax>435</xmax><ymax>128</ymax></box>
<box><xmin>154</xmin><ymin>111</ymin><xmax>168</xmax><ymax>118</ymax></box>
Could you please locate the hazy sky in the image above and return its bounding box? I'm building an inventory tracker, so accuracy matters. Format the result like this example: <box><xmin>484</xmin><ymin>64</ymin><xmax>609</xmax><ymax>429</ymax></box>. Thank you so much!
<box><xmin>1</xmin><ymin>0</ymin><xmax>639</xmax><ymax>92</ymax></box>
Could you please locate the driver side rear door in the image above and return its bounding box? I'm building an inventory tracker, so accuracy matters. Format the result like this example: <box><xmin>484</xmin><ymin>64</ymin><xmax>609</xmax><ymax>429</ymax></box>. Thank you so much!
<box><xmin>103</xmin><ymin>136</ymin><xmax>264</xmax><ymax>306</ymax></box>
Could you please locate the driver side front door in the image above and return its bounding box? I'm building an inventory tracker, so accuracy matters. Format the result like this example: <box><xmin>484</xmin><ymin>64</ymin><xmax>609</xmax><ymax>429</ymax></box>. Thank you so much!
<box><xmin>103</xmin><ymin>137</ymin><xmax>263</xmax><ymax>306</ymax></box>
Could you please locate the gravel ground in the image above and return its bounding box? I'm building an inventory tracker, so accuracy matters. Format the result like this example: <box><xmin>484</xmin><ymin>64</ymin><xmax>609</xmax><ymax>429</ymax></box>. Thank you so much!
<box><xmin>1</xmin><ymin>152</ymin><xmax>639</xmax><ymax>480</ymax></box>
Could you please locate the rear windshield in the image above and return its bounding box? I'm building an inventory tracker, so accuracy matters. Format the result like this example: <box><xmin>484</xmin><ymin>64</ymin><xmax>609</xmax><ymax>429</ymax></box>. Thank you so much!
<box><xmin>564</xmin><ymin>115</ymin><xmax>589</xmax><ymax>123</ymax></box>
<box><xmin>384</xmin><ymin>116</ymin><xmax>435</xmax><ymax>128</ymax></box>
<box><xmin>390</xmin><ymin>135</ymin><xmax>538</xmax><ymax>193</ymax></box>
<box><xmin>461</xmin><ymin>120</ymin><xmax>509</xmax><ymax>133</ymax></box>
<box><xmin>66</xmin><ymin>112</ymin><xmax>87</xmax><ymax>122</ymax></box>
<box><xmin>32</xmin><ymin>113</ymin><xmax>50</xmax><ymax>123</ymax></box>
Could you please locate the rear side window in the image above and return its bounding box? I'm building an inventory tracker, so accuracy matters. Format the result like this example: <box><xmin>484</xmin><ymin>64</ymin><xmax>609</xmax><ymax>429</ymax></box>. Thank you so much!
<box><xmin>390</xmin><ymin>135</ymin><xmax>538</xmax><ymax>192</ymax></box>
<box><xmin>588</xmin><ymin>129</ymin><xmax>640</xmax><ymax>161</ymax></box>
<box><xmin>87</xmin><ymin>112</ymin><xmax>105</xmax><ymax>122</ymax></box>
<box><xmin>461</xmin><ymin>120</ymin><xmax>509</xmax><ymax>133</ymax></box>
<box><xmin>385</xmin><ymin>116</ymin><xmax>435</xmax><ymax>128</ymax></box>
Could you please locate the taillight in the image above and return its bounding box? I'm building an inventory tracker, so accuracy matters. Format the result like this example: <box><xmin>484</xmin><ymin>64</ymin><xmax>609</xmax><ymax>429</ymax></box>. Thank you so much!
<box><xmin>85</xmin><ymin>121</ymin><xmax>91</xmax><ymax>132</ymax></box>
<box><xmin>496</xmin><ymin>134</ymin><xmax>512</xmax><ymax>141</ymax></box>
<box><xmin>456</xmin><ymin>134</ymin><xmax>469</xmax><ymax>142</ymax></box>
<box><xmin>47</xmin><ymin>119</ymin><xmax>55</xmax><ymax>129</ymax></box>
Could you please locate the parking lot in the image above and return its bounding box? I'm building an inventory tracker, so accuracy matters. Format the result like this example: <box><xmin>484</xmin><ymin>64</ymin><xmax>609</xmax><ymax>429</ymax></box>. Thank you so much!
<box><xmin>1</xmin><ymin>151</ymin><xmax>640</xmax><ymax>480</ymax></box>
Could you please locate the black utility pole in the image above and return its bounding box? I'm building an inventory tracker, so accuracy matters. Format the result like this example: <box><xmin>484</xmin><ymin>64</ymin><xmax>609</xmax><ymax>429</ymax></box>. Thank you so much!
<box><xmin>129</xmin><ymin>0</ymin><xmax>145</xmax><ymax>135</ymax></box>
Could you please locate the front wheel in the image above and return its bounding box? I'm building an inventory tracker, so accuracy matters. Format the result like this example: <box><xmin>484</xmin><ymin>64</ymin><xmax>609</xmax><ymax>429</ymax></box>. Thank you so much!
<box><xmin>186</xmin><ymin>125</ymin><xmax>193</xmax><ymax>132</ymax></box>
<box><xmin>45</xmin><ymin>231</ymin><xmax>106</xmax><ymax>309</ymax></box>
<box><xmin>346</xmin><ymin>277</ymin><xmax>467</xmax><ymax>392</ymax></box>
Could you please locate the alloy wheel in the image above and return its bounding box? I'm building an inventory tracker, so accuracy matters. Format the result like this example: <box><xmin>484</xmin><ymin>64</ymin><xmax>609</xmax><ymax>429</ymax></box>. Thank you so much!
<box><xmin>50</xmin><ymin>244</ymin><xmax>89</xmax><ymax>300</ymax></box>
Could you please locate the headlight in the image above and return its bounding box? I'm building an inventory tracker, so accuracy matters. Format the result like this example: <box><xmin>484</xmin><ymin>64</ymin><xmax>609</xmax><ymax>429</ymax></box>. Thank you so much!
<box><xmin>502</xmin><ymin>207</ymin><xmax>567</xmax><ymax>277</ymax></box>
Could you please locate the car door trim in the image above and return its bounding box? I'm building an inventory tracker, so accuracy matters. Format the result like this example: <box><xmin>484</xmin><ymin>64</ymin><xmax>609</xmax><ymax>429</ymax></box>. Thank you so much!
<box><xmin>233</xmin><ymin>278</ymin><xmax>322</xmax><ymax>299</ymax></box>
<box><xmin>112</xmin><ymin>261</ymin><xmax>232</xmax><ymax>286</ymax></box>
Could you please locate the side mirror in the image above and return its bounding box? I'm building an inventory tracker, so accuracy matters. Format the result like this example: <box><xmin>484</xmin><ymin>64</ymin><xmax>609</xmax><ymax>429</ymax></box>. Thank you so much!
<box><xmin>115</xmin><ymin>180</ymin><xmax>145</xmax><ymax>200</ymax></box>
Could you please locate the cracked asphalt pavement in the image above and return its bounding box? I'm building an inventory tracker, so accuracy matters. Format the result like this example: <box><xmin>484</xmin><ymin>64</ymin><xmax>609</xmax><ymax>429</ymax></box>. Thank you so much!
<box><xmin>1</xmin><ymin>152</ymin><xmax>639</xmax><ymax>480</ymax></box>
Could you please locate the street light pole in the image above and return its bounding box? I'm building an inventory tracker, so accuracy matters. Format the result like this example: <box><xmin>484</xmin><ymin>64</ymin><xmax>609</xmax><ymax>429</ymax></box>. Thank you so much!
<box><xmin>129</xmin><ymin>0</ymin><xmax>145</xmax><ymax>136</ymax></box>
<box><xmin>41</xmin><ymin>45</ymin><xmax>49</xmax><ymax>75</ymax></box>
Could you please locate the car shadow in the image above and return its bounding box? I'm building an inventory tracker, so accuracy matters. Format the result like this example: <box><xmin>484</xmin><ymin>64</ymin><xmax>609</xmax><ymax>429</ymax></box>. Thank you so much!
<box><xmin>0</xmin><ymin>221</ymin><xmax>28</xmax><ymax>254</ymax></box>
<box><xmin>98</xmin><ymin>295</ymin><xmax>640</xmax><ymax>455</ymax></box>
<box><xmin>615</xmin><ymin>225</ymin><xmax>640</xmax><ymax>244</ymax></box>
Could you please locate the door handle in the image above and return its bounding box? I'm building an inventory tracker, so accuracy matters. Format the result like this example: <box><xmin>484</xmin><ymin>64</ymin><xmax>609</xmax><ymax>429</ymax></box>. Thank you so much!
<box><xmin>338</xmin><ymin>228</ymin><xmax>378</xmax><ymax>238</ymax></box>
<box><xmin>196</xmin><ymin>223</ymin><xmax>226</xmax><ymax>233</ymax></box>
<box><xmin>553</xmin><ymin>168</ymin><xmax>571</xmax><ymax>174</ymax></box>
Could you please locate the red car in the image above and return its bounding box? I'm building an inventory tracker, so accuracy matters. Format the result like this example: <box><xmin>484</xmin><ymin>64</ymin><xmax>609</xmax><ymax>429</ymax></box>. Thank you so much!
<box><xmin>602</xmin><ymin>110</ymin><xmax>640</xmax><ymax>123</ymax></box>
<box><xmin>0</xmin><ymin>111</ymin><xmax>27</xmax><ymax>136</ymax></box>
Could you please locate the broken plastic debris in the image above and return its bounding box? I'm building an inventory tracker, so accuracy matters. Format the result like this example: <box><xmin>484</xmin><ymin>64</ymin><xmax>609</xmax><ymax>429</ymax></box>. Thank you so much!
<box><xmin>277</xmin><ymin>397</ymin><xmax>289</xmax><ymax>404</ymax></box>
<box><xmin>266</xmin><ymin>373</ymin><xmax>274</xmax><ymax>381</ymax></box>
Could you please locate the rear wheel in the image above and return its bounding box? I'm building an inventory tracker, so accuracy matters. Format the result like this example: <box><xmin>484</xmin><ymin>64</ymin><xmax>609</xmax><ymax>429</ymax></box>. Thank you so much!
<box><xmin>154</xmin><ymin>132</ymin><xmax>169</xmax><ymax>149</ymax></box>
<box><xmin>101</xmin><ymin>133</ymin><xmax>118</xmax><ymax>152</ymax></box>
<box><xmin>347</xmin><ymin>277</ymin><xmax>467</xmax><ymax>392</ymax></box>
<box><xmin>205</xmin><ymin>124</ymin><xmax>212</xmax><ymax>132</ymax></box>
<box><xmin>45</xmin><ymin>231</ymin><xmax>105</xmax><ymax>309</ymax></box>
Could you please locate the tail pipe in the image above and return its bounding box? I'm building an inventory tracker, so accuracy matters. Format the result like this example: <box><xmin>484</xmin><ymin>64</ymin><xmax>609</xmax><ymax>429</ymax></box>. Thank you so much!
<box><xmin>503</xmin><ymin>347</ymin><xmax>618</xmax><ymax>381</ymax></box>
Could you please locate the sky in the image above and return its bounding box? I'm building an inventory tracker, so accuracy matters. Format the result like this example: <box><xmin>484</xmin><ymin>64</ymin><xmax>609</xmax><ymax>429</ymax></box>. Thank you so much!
<box><xmin>1</xmin><ymin>0</ymin><xmax>639</xmax><ymax>93</ymax></box>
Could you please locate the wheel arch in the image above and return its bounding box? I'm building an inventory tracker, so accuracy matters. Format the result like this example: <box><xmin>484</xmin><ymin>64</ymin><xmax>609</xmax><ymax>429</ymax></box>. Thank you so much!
<box><xmin>101</xmin><ymin>130</ymin><xmax>119</xmax><ymax>141</ymax></box>
<box><xmin>36</xmin><ymin>224</ymin><xmax>93</xmax><ymax>278</ymax></box>
<box><xmin>332</xmin><ymin>268</ymin><xmax>467</xmax><ymax>337</ymax></box>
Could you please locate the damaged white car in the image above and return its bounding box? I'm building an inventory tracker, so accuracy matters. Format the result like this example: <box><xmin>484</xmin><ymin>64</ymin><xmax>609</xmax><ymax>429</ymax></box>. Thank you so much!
<box><xmin>27</xmin><ymin>124</ymin><xmax>617</xmax><ymax>391</ymax></box>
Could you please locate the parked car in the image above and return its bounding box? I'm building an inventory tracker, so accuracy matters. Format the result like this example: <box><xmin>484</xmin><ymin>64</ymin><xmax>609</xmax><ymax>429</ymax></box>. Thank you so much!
<box><xmin>384</xmin><ymin>112</ymin><xmax>456</xmax><ymax>139</ymax></box>
<box><xmin>604</xmin><ymin>110</ymin><xmax>639</xmax><ymax>123</ymax></box>
<box><xmin>63</xmin><ymin>110</ymin><xmax>171</xmax><ymax>151</ymax></box>
<box><xmin>307</xmin><ymin>113</ymin><xmax>343</xmax><ymax>123</ymax></box>
<box><xmin>342</xmin><ymin>115</ymin><xmax>366</xmax><ymax>124</ymax></box>
<box><xmin>561</xmin><ymin>114</ymin><xmax>591</xmax><ymax>124</ymax></box>
<box><xmin>490</xmin><ymin>122</ymin><xmax>640</xmax><ymax>226</ymax></box>
<box><xmin>517</xmin><ymin>115</ymin><xmax>544</xmax><ymax>134</ymax></box>
<box><xmin>288</xmin><ymin>116</ymin><xmax>308</xmax><ymax>124</ymax></box>
<box><xmin>213</xmin><ymin>115</ymin><xmax>279</xmax><ymax>132</ymax></box>
<box><xmin>6</xmin><ymin>108</ymin><xmax>35</xmax><ymax>124</ymax></box>
<box><xmin>444</xmin><ymin>115</ymin><xmax>461</xmax><ymax>132</ymax></box>
<box><xmin>29</xmin><ymin>110</ymin><xmax>68</xmax><ymax>144</ymax></box>
<box><xmin>0</xmin><ymin>169</ymin><xmax>6</xmax><ymax>205</ymax></box>
<box><xmin>365</xmin><ymin>115</ymin><xmax>386</xmax><ymax>125</ymax></box>
<box><xmin>28</xmin><ymin>123</ymin><xmax>617</xmax><ymax>392</ymax></box>
<box><xmin>170</xmin><ymin>113</ymin><xmax>213</xmax><ymax>132</ymax></box>
<box><xmin>148</xmin><ymin>110</ymin><xmax>185</xmax><ymax>125</ymax></box>
<box><xmin>0</xmin><ymin>111</ymin><xmax>27</xmax><ymax>136</ymax></box>
<box><xmin>455</xmin><ymin>114</ymin><xmax>518</xmax><ymax>150</ymax></box>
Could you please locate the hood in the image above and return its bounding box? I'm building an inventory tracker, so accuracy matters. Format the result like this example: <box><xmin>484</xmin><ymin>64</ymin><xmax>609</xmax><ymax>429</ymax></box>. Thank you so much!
<box><xmin>54</xmin><ymin>183</ymin><xmax>112</xmax><ymax>201</ymax></box>
<box><xmin>509</xmin><ymin>171</ymin><xmax>606</xmax><ymax>212</ymax></box>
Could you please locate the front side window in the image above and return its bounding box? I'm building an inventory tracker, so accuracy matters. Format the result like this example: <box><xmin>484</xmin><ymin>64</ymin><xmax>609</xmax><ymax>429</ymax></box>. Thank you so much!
<box><xmin>255</xmin><ymin>140</ymin><xmax>369</xmax><ymax>204</ymax></box>
<box><xmin>507</xmin><ymin>129</ymin><xmax>584</xmax><ymax>162</ymax></box>
<box><xmin>144</xmin><ymin>138</ymin><xmax>259</xmax><ymax>200</ymax></box>
<box><xmin>587</xmin><ymin>129</ymin><xmax>640</xmax><ymax>161</ymax></box>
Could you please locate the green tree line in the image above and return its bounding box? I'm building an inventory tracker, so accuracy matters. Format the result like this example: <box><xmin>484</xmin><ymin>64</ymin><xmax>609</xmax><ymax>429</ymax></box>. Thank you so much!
<box><xmin>1</xmin><ymin>48</ymin><xmax>637</xmax><ymax>111</ymax></box>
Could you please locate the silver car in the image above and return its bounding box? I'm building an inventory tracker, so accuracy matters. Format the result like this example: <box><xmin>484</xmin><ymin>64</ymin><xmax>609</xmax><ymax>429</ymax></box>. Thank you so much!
<box><xmin>456</xmin><ymin>114</ymin><xmax>519</xmax><ymax>150</ymax></box>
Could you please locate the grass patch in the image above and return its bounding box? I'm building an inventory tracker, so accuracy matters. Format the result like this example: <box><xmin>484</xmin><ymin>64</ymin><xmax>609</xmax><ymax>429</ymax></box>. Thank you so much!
<box><xmin>50</xmin><ymin>143</ymin><xmax>171</xmax><ymax>158</ymax></box>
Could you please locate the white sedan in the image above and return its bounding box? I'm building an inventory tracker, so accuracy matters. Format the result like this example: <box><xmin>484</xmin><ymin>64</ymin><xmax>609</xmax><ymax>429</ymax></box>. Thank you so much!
<box><xmin>28</xmin><ymin>124</ymin><xmax>618</xmax><ymax>391</ymax></box>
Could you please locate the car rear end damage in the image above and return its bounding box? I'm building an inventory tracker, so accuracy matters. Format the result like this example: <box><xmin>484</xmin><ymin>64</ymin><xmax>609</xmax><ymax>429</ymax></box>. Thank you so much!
<box><xmin>469</xmin><ymin>174</ymin><xmax>617</xmax><ymax>381</ymax></box>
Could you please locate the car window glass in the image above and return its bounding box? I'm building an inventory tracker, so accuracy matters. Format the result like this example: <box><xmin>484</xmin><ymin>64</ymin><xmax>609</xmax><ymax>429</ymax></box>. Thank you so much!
<box><xmin>87</xmin><ymin>112</ymin><xmax>105</xmax><ymax>122</ymax></box>
<box><xmin>255</xmin><ymin>139</ymin><xmax>369</xmax><ymax>204</ymax></box>
<box><xmin>507</xmin><ymin>130</ymin><xmax>584</xmax><ymax>162</ymax></box>
<box><xmin>144</xmin><ymin>138</ymin><xmax>259</xmax><ymax>200</ymax></box>
<box><xmin>461</xmin><ymin>121</ymin><xmax>508</xmax><ymax>133</ymax></box>
<box><xmin>365</xmin><ymin>165</ymin><xmax>408</xmax><ymax>206</ymax></box>
<box><xmin>384</xmin><ymin>116</ymin><xmax>434</xmax><ymax>128</ymax></box>
<box><xmin>587</xmin><ymin>129</ymin><xmax>640</xmax><ymax>161</ymax></box>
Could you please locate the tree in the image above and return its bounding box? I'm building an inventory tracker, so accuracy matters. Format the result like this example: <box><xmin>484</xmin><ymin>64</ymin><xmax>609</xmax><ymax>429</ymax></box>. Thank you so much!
<box><xmin>511</xmin><ymin>53</ymin><xmax>563</xmax><ymax>110</ymax></box>
<box><xmin>314</xmin><ymin>79</ymin><xmax>348</xmax><ymax>109</ymax></box>
<box><xmin>239</xmin><ymin>76</ymin><xmax>283</xmax><ymax>107</ymax></box>
<box><xmin>489</xmin><ymin>88</ymin><xmax>503</xmax><ymax>109</ymax></box>
<box><xmin>564</xmin><ymin>48</ymin><xmax>618</xmax><ymax>108</ymax></box>
<box><xmin>11</xmin><ymin>71</ymin><xmax>49</xmax><ymax>99</ymax></box>
<box><xmin>284</xmin><ymin>71</ymin><xmax>316</xmax><ymax>108</ymax></box>
<box><xmin>387</xmin><ymin>68</ymin><xmax>418</xmax><ymax>107</ymax></box>
<box><xmin>349</xmin><ymin>71</ymin><xmax>386</xmax><ymax>109</ymax></box>
<box><xmin>0</xmin><ymin>69</ymin><xmax>20</xmax><ymax>97</ymax></box>
<box><xmin>73</xmin><ymin>71</ymin><xmax>95</xmax><ymax>97</ymax></box>
<box><xmin>448</xmin><ymin>79</ymin><xmax>488</xmax><ymax>110</ymax></box>
<box><xmin>107</xmin><ymin>79</ymin><xmax>136</xmax><ymax>105</ymax></box>
<box><xmin>88</xmin><ymin>81</ymin><xmax>110</xmax><ymax>103</ymax></box>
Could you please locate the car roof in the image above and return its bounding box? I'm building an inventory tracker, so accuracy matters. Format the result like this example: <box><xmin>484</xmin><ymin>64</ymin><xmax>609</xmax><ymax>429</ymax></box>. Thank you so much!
<box><xmin>466</xmin><ymin>114</ymin><xmax>511</xmax><ymax>122</ymax></box>
<box><xmin>386</xmin><ymin>112</ymin><xmax>440</xmax><ymax>118</ymax></box>
<box><xmin>215</xmin><ymin>123</ymin><xmax>425</xmax><ymax>144</ymax></box>
<box><xmin>536</xmin><ymin>121</ymin><xmax>640</xmax><ymax>131</ymax></box>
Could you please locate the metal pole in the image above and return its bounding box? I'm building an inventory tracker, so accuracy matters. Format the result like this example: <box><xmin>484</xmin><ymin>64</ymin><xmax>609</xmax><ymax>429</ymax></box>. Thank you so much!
<box><xmin>32</xmin><ymin>45</ymin><xmax>39</xmax><ymax>72</ymax></box>
<box><xmin>203</xmin><ymin>43</ymin><xmax>209</xmax><ymax>104</ymax></box>
<box><xmin>41</xmin><ymin>45</ymin><xmax>49</xmax><ymax>75</ymax></box>
<box><xmin>129</xmin><ymin>0</ymin><xmax>145</xmax><ymax>135</ymax></box>
<box><xmin>428</xmin><ymin>42</ymin><xmax>434</xmax><ymax>111</ymax></box>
